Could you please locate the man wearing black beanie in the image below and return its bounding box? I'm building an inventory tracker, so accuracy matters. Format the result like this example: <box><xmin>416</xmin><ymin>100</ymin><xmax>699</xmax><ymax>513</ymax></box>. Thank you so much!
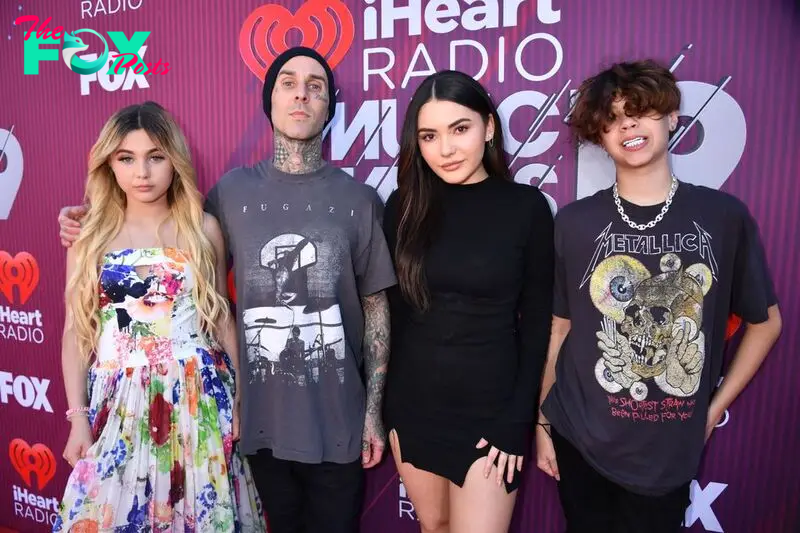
<box><xmin>208</xmin><ymin>47</ymin><xmax>396</xmax><ymax>533</ymax></box>
<box><xmin>262</xmin><ymin>46</ymin><xmax>337</xmax><ymax>131</ymax></box>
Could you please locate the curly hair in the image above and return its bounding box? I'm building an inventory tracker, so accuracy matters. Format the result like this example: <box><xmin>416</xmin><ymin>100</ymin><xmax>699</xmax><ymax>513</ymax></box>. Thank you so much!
<box><xmin>567</xmin><ymin>60</ymin><xmax>681</xmax><ymax>145</ymax></box>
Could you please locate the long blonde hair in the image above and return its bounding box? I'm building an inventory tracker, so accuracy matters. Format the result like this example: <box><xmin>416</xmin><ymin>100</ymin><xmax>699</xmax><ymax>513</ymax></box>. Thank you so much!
<box><xmin>67</xmin><ymin>101</ymin><xmax>229</xmax><ymax>361</ymax></box>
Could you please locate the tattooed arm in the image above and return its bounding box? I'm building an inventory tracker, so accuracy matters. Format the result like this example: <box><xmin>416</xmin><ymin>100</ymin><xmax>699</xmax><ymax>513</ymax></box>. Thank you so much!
<box><xmin>360</xmin><ymin>290</ymin><xmax>390</xmax><ymax>468</ymax></box>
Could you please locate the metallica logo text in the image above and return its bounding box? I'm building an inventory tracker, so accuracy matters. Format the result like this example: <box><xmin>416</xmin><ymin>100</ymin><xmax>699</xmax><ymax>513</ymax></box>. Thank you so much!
<box><xmin>580</xmin><ymin>222</ymin><xmax>719</xmax><ymax>289</ymax></box>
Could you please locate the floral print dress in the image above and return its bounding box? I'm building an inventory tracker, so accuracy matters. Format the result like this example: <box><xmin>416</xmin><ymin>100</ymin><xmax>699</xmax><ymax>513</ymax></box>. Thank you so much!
<box><xmin>55</xmin><ymin>248</ymin><xmax>267</xmax><ymax>533</ymax></box>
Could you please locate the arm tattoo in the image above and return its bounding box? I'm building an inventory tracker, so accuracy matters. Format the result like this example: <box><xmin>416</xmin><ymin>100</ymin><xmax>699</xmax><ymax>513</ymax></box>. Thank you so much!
<box><xmin>361</xmin><ymin>291</ymin><xmax>390</xmax><ymax>420</ymax></box>
<box><xmin>273</xmin><ymin>130</ymin><xmax>325</xmax><ymax>174</ymax></box>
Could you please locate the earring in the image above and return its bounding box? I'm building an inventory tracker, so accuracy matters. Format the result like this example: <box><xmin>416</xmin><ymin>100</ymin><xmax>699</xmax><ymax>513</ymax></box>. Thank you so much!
<box><xmin>487</xmin><ymin>138</ymin><xmax>494</xmax><ymax>148</ymax></box>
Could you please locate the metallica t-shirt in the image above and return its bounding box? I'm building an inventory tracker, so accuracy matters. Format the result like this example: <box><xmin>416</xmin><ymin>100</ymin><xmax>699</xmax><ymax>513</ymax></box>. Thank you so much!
<box><xmin>205</xmin><ymin>160</ymin><xmax>397</xmax><ymax>464</ymax></box>
<box><xmin>541</xmin><ymin>182</ymin><xmax>777</xmax><ymax>496</ymax></box>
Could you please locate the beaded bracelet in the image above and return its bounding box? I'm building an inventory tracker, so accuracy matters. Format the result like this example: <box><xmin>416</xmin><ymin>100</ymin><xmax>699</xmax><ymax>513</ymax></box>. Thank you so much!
<box><xmin>65</xmin><ymin>406</ymin><xmax>90</xmax><ymax>420</ymax></box>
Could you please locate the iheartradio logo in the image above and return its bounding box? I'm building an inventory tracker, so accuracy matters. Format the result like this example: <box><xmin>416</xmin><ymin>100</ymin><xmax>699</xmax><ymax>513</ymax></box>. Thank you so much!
<box><xmin>0</xmin><ymin>251</ymin><xmax>40</xmax><ymax>305</ymax></box>
<box><xmin>9</xmin><ymin>438</ymin><xmax>56</xmax><ymax>490</ymax></box>
<box><xmin>239</xmin><ymin>0</ymin><xmax>355</xmax><ymax>81</ymax></box>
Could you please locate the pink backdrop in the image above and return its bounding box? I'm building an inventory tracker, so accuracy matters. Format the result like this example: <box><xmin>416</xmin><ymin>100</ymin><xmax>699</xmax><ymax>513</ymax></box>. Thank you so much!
<box><xmin>1</xmin><ymin>1</ymin><xmax>798</xmax><ymax>532</ymax></box>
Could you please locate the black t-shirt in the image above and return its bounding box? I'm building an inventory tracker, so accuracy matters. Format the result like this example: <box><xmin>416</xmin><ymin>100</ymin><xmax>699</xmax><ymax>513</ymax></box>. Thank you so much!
<box><xmin>541</xmin><ymin>182</ymin><xmax>777</xmax><ymax>496</ymax></box>
<box><xmin>382</xmin><ymin>177</ymin><xmax>555</xmax><ymax>455</ymax></box>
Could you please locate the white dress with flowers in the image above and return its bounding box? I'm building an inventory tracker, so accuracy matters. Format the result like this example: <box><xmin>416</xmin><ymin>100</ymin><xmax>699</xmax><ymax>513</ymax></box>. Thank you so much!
<box><xmin>55</xmin><ymin>247</ymin><xmax>267</xmax><ymax>533</ymax></box>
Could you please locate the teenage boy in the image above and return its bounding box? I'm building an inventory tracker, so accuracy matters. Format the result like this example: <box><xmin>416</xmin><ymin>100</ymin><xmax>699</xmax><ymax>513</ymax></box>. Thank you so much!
<box><xmin>535</xmin><ymin>59</ymin><xmax>782</xmax><ymax>533</ymax></box>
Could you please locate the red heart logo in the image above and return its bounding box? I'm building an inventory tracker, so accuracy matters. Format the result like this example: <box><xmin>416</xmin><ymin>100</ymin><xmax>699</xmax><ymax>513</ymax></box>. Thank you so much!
<box><xmin>9</xmin><ymin>438</ymin><xmax>56</xmax><ymax>490</ymax></box>
<box><xmin>0</xmin><ymin>251</ymin><xmax>40</xmax><ymax>305</ymax></box>
<box><xmin>239</xmin><ymin>0</ymin><xmax>355</xmax><ymax>81</ymax></box>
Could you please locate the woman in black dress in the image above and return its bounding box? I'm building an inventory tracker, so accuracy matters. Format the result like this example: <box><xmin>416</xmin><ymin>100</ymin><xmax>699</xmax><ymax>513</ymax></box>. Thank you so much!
<box><xmin>383</xmin><ymin>70</ymin><xmax>555</xmax><ymax>533</ymax></box>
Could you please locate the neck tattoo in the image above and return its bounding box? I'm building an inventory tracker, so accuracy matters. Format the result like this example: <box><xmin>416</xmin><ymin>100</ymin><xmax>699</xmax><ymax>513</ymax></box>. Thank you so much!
<box><xmin>272</xmin><ymin>131</ymin><xmax>325</xmax><ymax>174</ymax></box>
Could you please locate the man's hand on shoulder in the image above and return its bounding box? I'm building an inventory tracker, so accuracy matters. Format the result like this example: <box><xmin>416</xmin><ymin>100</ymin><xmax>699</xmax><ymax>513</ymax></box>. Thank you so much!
<box><xmin>58</xmin><ymin>205</ymin><xmax>88</xmax><ymax>247</ymax></box>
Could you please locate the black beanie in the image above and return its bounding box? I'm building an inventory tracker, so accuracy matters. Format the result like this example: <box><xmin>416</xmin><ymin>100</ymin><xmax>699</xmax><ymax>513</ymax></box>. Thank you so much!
<box><xmin>262</xmin><ymin>46</ymin><xmax>337</xmax><ymax>128</ymax></box>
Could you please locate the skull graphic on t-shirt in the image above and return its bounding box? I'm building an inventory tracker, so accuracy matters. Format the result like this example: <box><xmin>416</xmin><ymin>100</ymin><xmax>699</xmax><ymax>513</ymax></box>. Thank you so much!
<box><xmin>589</xmin><ymin>253</ymin><xmax>712</xmax><ymax>400</ymax></box>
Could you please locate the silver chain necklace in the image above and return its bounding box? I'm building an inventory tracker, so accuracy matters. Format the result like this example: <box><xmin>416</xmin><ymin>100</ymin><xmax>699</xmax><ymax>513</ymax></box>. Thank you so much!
<box><xmin>613</xmin><ymin>176</ymin><xmax>678</xmax><ymax>231</ymax></box>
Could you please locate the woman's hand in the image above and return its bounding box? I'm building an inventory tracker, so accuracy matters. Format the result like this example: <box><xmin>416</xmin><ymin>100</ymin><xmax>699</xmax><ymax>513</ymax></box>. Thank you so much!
<box><xmin>535</xmin><ymin>424</ymin><xmax>559</xmax><ymax>481</ymax></box>
<box><xmin>63</xmin><ymin>417</ymin><xmax>94</xmax><ymax>468</ymax></box>
<box><xmin>476</xmin><ymin>438</ymin><xmax>524</xmax><ymax>486</ymax></box>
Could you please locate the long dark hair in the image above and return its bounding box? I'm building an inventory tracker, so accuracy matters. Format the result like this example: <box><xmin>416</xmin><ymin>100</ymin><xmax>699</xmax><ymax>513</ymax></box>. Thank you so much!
<box><xmin>395</xmin><ymin>70</ymin><xmax>512</xmax><ymax>311</ymax></box>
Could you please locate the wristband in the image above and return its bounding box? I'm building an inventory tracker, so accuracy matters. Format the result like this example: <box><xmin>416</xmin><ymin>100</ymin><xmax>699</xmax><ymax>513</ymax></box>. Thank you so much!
<box><xmin>66</xmin><ymin>406</ymin><xmax>90</xmax><ymax>419</ymax></box>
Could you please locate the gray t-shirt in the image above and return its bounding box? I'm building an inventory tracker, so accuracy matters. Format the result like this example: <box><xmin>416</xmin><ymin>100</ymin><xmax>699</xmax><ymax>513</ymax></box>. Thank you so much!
<box><xmin>541</xmin><ymin>183</ymin><xmax>776</xmax><ymax>496</ymax></box>
<box><xmin>205</xmin><ymin>160</ymin><xmax>397</xmax><ymax>464</ymax></box>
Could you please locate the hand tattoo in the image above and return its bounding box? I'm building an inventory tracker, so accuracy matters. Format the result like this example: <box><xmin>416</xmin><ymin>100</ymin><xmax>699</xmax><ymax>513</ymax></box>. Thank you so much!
<box><xmin>361</xmin><ymin>291</ymin><xmax>390</xmax><ymax>440</ymax></box>
<box><xmin>273</xmin><ymin>130</ymin><xmax>325</xmax><ymax>174</ymax></box>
